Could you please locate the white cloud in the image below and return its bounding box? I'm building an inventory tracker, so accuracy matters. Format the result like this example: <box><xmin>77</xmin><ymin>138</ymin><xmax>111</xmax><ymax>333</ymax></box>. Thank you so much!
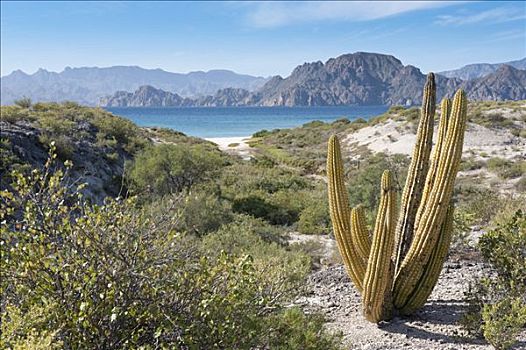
<box><xmin>435</xmin><ymin>7</ymin><xmax>526</xmax><ymax>26</ymax></box>
<box><xmin>243</xmin><ymin>1</ymin><xmax>458</xmax><ymax>28</ymax></box>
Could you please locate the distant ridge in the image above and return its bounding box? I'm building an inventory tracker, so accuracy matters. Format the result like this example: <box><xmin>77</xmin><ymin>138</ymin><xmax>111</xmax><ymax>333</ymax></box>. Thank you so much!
<box><xmin>101</xmin><ymin>53</ymin><xmax>526</xmax><ymax>107</ymax></box>
<box><xmin>0</xmin><ymin>66</ymin><xmax>268</xmax><ymax>105</ymax></box>
<box><xmin>462</xmin><ymin>65</ymin><xmax>526</xmax><ymax>101</ymax></box>
<box><xmin>438</xmin><ymin>57</ymin><xmax>526</xmax><ymax>80</ymax></box>
<box><xmin>3</xmin><ymin>53</ymin><xmax>525</xmax><ymax>107</ymax></box>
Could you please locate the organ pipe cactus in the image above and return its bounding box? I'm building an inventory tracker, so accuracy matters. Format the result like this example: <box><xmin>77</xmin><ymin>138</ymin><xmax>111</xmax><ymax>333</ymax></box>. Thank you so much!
<box><xmin>327</xmin><ymin>73</ymin><xmax>468</xmax><ymax>322</ymax></box>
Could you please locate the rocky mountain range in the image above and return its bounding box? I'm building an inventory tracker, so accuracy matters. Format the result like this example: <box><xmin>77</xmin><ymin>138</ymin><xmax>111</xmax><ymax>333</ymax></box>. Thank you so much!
<box><xmin>0</xmin><ymin>66</ymin><xmax>268</xmax><ymax>105</ymax></box>
<box><xmin>438</xmin><ymin>57</ymin><xmax>526</xmax><ymax>80</ymax></box>
<box><xmin>101</xmin><ymin>52</ymin><xmax>526</xmax><ymax>107</ymax></box>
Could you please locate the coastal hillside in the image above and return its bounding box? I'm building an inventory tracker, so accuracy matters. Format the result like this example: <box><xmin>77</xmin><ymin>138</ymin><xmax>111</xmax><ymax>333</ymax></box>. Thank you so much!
<box><xmin>439</xmin><ymin>57</ymin><xmax>526</xmax><ymax>80</ymax></box>
<box><xmin>0</xmin><ymin>66</ymin><xmax>268</xmax><ymax>105</ymax></box>
<box><xmin>100</xmin><ymin>53</ymin><xmax>526</xmax><ymax>107</ymax></box>
<box><xmin>0</xmin><ymin>102</ymin><xmax>218</xmax><ymax>202</ymax></box>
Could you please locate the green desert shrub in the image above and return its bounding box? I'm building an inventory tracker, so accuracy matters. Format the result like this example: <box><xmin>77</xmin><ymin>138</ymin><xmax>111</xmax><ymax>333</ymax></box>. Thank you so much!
<box><xmin>480</xmin><ymin>298</ymin><xmax>526</xmax><ymax>350</ymax></box>
<box><xmin>253</xmin><ymin>129</ymin><xmax>272</xmax><ymax>138</ymax></box>
<box><xmin>346</xmin><ymin>153</ymin><xmax>409</xmax><ymax>221</ymax></box>
<box><xmin>501</xmin><ymin>161</ymin><xmax>526</xmax><ymax>179</ymax></box>
<box><xmin>181</xmin><ymin>188</ymin><xmax>233</xmax><ymax>236</ymax></box>
<box><xmin>1</xmin><ymin>105</ymin><xmax>33</xmax><ymax>123</ymax></box>
<box><xmin>221</xmin><ymin>163</ymin><xmax>314</xmax><ymax>225</ymax></box>
<box><xmin>451</xmin><ymin>208</ymin><xmax>476</xmax><ymax>253</ymax></box>
<box><xmin>455</xmin><ymin>187</ymin><xmax>500</xmax><ymax>225</ymax></box>
<box><xmin>38</xmin><ymin>133</ymin><xmax>75</xmax><ymax>160</ymax></box>
<box><xmin>2</xmin><ymin>102</ymin><xmax>149</xmax><ymax>157</ymax></box>
<box><xmin>487</xmin><ymin>157</ymin><xmax>526</xmax><ymax>179</ymax></box>
<box><xmin>487</xmin><ymin>157</ymin><xmax>510</xmax><ymax>172</ymax></box>
<box><xmin>201</xmin><ymin>215</ymin><xmax>310</xmax><ymax>291</ymax></box>
<box><xmin>264</xmin><ymin>307</ymin><xmax>342</xmax><ymax>350</ymax></box>
<box><xmin>0</xmin><ymin>149</ymin><xmax>340</xmax><ymax>349</ymax></box>
<box><xmin>0</xmin><ymin>303</ymin><xmax>63</xmax><ymax>350</ymax></box>
<box><xmin>455</xmin><ymin>186</ymin><xmax>526</xmax><ymax>226</ymax></box>
<box><xmin>92</xmin><ymin>112</ymin><xmax>147</xmax><ymax>153</ymax></box>
<box><xmin>127</xmin><ymin>143</ymin><xmax>224</xmax><ymax>197</ymax></box>
<box><xmin>461</xmin><ymin>210</ymin><xmax>526</xmax><ymax>349</ymax></box>
<box><xmin>459</xmin><ymin>157</ymin><xmax>485</xmax><ymax>172</ymax></box>
<box><xmin>13</xmin><ymin>97</ymin><xmax>32</xmax><ymax>109</ymax></box>
<box><xmin>297</xmin><ymin>191</ymin><xmax>331</xmax><ymax>235</ymax></box>
<box><xmin>0</xmin><ymin>138</ymin><xmax>31</xmax><ymax>188</ymax></box>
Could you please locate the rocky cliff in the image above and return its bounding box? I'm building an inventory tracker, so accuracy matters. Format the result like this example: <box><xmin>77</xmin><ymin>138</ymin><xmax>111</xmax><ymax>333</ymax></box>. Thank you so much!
<box><xmin>100</xmin><ymin>53</ymin><xmax>526</xmax><ymax>107</ymax></box>
<box><xmin>462</xmin><ymin>65</ymin><xmax>526</xmax><ymax>101</ymax></box>
<box><xmin>100</xmin><ymin>85</ymin><xmax>194</xmax><ymax>107</ymax></box>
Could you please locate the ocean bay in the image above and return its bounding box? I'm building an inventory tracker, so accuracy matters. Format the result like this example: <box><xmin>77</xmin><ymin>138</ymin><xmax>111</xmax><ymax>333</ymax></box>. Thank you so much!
<box><xmin>105</xmin><ymin>105</ymin><xmax>388</xmax><ymax>138</ymax></box>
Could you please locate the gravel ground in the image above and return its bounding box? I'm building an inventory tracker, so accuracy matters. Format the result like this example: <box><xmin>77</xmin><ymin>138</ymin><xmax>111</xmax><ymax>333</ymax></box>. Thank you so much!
<box><xmin>294</xmin><ymin>261</ymin><xmax>526</xmax><ymax>350</ymax></box>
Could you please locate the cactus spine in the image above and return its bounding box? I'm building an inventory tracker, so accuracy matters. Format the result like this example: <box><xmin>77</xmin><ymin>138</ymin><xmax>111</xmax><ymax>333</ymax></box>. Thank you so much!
<box><xmin>327</xmin><ymin>73</ymin><xmax>468</xmax><ymax>322</ymax></box>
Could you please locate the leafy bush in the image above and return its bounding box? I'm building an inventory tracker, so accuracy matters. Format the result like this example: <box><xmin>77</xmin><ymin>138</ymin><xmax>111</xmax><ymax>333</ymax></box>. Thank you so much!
<box><xmin>221</xmin><ymin>163</ymin><xmax>315</xmax><ymax>225</ymax></box>
<box><xmin>461</xmin><ymin>210</ymin><xmax>526</xmax><ymax>349</ymax></box>
<box><xmin>92</xmin><ymin>111</ymin><xmax>147</xmax><ymax>153</ymax></box>
<box><xmin>1</xmin><ymin>150</ymin><xmax>340</xmax><ymax>349</ymax></box>
<box><xmin>487</xmin><ymin>157</ymin><xmax>510</xmax><ymax>172</ymax></box>
<box><xmin>265</xmin><ymin>307</ymin><xmax>342</xmax><ymax>350</ymax></box>
<box><xmin>2</xmin><ymin>102</ymin><xmax>149</xmax><ymax>157</ymax></box>
<box><xmin>38</xmin><ymin>133</ymin><xmax>75</xmax><ymax>160</ymax></box>
<box><xmin>480</xmin><ymin>298</ymin><xmax>526</xmax><ymax>350</ymax></box>
<box><xmin>253</xmin><ymin>129</ymin><xmax>271</xmax><ymax>137</ymax></box>
<box><xmin>1</xmin><ymin>303</ymin><xmax>63</xmax><ymax>350</ymax></box>
<box><xmin>297</xmin><ymin>191</ymin><xmax>330</xmax><ymax>234</ymax></box>
<box><xmin>1</xmin><ymin>105</ymin><xmax>35</xmax><ymax>123</ymax></box>
<box><xmin>181</xmin><ymin>188</ymin><xmax>233</xmax><ymax>235</ymax></box>
<box><xmin>451</xmin><ymin>209</ymin><xmax>475</xmax><ymax>254</ymax></box>
<box><xmin>127</xmin><ymin>143</ymin><xmax>224</xmax><ymax>197</ymax></box>
<box><xmin>201</xmin><ymin>215</ymin><xmax>310</xmax><ymax>294</ymax></box>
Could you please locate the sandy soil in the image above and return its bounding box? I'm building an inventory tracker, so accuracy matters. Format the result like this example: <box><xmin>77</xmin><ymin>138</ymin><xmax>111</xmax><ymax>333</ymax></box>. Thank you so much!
<box><xmin>205</xmin><ymin>136</ymin><xmax>253</xmax><ymax>160</ymax></box>
<box><xmin>343</xmin><ymin>120</ymin><xmax>526</xmax><ymax>161</ymax></box>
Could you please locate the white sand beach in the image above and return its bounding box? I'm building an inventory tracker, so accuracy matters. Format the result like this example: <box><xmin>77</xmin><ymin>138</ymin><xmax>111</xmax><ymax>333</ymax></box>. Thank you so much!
<box><xmin>205</xmin><ymin>136</ymin><xmax>253</xmax><ymax>159</ymax></box>
<box><xmin>205</xmin><ymin>136</ymin><xmax>248</xmax><ymax>149</ymax></box>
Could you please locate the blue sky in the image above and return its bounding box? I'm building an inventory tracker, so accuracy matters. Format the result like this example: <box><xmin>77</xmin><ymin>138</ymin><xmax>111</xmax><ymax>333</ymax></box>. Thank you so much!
<box><xmin>1</xmin><ymin>1</ymin><xmax>525</xmax><ymax>77</ymax></box>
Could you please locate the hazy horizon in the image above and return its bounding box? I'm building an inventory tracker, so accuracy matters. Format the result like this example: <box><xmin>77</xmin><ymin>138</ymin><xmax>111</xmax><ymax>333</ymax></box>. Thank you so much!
<box><xmin>2</xmin><ymin>53</ymin><xmax>526</xmax><ymax>79</ymax></box>
<box><xmin>1</xmin><ymin>1</ymin><xmax>525</xmax><ymax>77</ymax></box>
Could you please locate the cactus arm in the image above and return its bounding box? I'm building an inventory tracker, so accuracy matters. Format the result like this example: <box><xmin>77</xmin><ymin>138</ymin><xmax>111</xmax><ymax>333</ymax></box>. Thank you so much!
<box><xmin>327</xmin><ymin>135</ymin><xmax>366</xmax><ymax>292</ymax></box>
<box><xmin>362</xmin><ymin>171</ymin><xmax>397</xmax><ymax>322</ymax></box>
<box><xmin>351</xmin><ymin>206</ymin><xmax>371</xmax><ymax>264</ymax></box>
<box><xmin>414</xmin><ymin>98</ymin><xmax>452</xmax><ymax>229</ymax></box>
<box><xmin>398</xmin><ymin>203</ymin><xmax>454</xmax><ymax>315</ymax></box>
<box><xmin>393</xmin><ymin>90</ymin><xmax>467</xmax><ymax>309</ymax></box>
<box><xmin>393</xmin><ymin>73</ymin><xmax>436</xmax><ymax>274</ymax></box>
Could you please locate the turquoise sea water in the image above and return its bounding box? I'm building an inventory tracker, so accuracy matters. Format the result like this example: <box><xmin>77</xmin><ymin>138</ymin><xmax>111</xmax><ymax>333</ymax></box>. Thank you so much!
<box><xmin>105</xmin><ymin>106</ymin><xmax>388</xmax><ymax>138</ymax></box>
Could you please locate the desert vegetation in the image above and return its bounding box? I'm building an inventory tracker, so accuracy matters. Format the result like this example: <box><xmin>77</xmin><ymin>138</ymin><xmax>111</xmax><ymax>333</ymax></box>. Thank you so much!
<box><xmin>1</xmin><ymin>95</ymin><xmax>525</xmax><ymax>349</ymax></box>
